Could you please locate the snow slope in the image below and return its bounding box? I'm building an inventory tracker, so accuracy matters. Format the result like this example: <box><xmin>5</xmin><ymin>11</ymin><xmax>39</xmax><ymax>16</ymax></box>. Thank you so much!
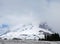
<box><xmin>0</xmin><ymin>24</ymin><xmax>53</xmax><ymax>40</ymax></box>
<box><xmin>0</xmin><ymin>24</ymin><xmax>9</xmax><ymax>36</ymax></box>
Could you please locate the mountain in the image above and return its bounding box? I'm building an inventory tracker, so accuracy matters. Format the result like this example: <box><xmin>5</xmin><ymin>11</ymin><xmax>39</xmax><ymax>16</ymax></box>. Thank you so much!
<box><xmin>0</xmin><ymin>24</ymin><xmax>9</xmax><ymax>36</ymax></box>
<box><xmin>0</xmin><ymin>24</ymin><xmax>53</xmax><ymax>40</ymax></box>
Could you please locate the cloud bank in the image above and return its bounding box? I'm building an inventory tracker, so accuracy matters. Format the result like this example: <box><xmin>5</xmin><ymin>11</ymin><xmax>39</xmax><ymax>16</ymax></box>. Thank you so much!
<box><xmin>0</xmin><ymin>0</ymin><xmax>60</xmax><ymax>33</ymax></box>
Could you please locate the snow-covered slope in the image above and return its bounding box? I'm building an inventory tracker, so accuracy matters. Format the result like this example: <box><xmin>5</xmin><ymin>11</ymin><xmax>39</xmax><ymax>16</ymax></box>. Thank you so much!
<box><xmin>0</xmin><ymin>24</ymin><xmax>9</xmax><ymax>36</ymax></box>
<box><xmin>0</xmin><ymin>24</ymin><xmax>53</xmax><ymax>40</ymax></box>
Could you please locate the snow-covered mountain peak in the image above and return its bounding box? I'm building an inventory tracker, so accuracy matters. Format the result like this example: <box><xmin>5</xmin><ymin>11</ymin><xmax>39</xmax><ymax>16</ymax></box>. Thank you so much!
<box><xmin>0</xmin><ymin>23</ymin><xmax>53</xmax><ymax>40</ymax></box>
<box><xmin>10</xmin><ymin>24</ymin><xmax>35</xmax><ymax>32</ymax></box>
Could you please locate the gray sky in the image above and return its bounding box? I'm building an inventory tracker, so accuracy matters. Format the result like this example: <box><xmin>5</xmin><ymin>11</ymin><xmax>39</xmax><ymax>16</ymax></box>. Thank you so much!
<box><xmin>0</xmin><ymin>0</ymin><xmax>60</xmax><ymax>33</ymax></box>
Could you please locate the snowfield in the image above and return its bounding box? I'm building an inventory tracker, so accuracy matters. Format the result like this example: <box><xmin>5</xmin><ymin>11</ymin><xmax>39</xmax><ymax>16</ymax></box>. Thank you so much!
<box><xmin>0</xmin><ymin>40</ymin><xmax>60</xmax><ymax>44</ymax></box>
<box><xmin>0</xmin><ymin>24</ymin><xmax>53</xmax><ymax>40</ymax></box>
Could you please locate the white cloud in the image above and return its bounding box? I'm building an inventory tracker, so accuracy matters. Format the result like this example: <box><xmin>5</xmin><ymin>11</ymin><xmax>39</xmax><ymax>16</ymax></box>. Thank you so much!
<box><xmin>0</xmin><ymin>0</ymin><xmax>60</xmax><ymax>33</ymax></box>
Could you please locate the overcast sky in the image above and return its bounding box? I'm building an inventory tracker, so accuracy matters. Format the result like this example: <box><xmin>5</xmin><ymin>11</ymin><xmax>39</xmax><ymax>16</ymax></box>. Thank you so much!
<box><xmin>0</xmin><ymin>0</ymin><xmax>60</xmax><ymax>33</ymax></box>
